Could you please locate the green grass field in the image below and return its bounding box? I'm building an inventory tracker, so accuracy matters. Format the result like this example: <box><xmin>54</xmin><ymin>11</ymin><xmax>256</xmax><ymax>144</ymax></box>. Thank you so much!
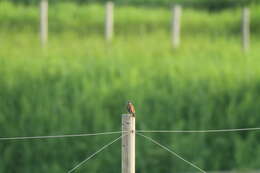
<box><xmin>1</xmin><ymin>2</ymin><xmax>260</xmax><ymax>173</ymax></box>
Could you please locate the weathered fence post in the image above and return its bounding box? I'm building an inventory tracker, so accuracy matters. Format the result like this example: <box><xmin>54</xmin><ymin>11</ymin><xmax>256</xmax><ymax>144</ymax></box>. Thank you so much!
<box><xmin>122</xmin><ymin>114</ymin><xmax>135</xmax><ymax>173</ymax></box>
<box><xmin>242</xmin><ymin>7</ymin><xmax>250</xmax><ymax>51</ymax></box>
<box><xmin>40</xmin><ymin>0</ymin><xmax>48</xmax><ymax>47</ymax></box>
<box><xmin>171</xmin><ymin>5</ymin><xmax>182</xmax><ymax>48</ymax></box>
<box><xmin>105</xmin><ymin>1</ymin><xmax>114</xmax><ymax>41</ymax></box>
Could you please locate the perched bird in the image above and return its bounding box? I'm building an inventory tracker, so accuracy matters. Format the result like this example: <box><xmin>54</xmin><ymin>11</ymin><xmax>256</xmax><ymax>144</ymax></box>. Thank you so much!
<box><xmin>127</xmin><ymin>101</ymin><xmax>136</xmax><ymax>117</ymax></box>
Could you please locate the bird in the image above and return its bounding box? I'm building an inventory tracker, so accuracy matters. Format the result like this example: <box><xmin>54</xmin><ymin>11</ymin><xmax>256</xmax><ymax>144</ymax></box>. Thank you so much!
<box><xmin>126</xmin><ymin>101</ymin><xmax>136</xmax><ymax>117</ymax></box>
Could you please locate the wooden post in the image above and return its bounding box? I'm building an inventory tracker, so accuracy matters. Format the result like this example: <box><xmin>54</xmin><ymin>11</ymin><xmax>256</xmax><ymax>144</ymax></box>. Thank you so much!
<box><xmin>171</xmin><ymin>5</ymin><xmax>182</xmax><ymax>48</ymax></box>
<box><xmin>122</xmin><ymin>114</ymin><xmax>135</xmax><ymax>173</ymax></box>
<box><xmin>105</xmin><ymin>1</ymin><xmax>114</xmax><ymax>41</ymax></box>
<box><xmin>242</xmin><ymin>7</ymin><xmax>250</xmax><ymax>51</ymax></box>
<box><xmin>40</xmin><ymin>0</ymin><xmax>48</xmax><ymax>47</ymax></box>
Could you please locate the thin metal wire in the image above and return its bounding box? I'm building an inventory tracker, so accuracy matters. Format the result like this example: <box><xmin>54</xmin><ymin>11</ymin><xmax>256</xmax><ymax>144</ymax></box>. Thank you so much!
<box><xmin>0</xmin><ymin>131</ymin><xmax>126</xmax><ymax>141</ymax></box>
<box><xmin>137</xmin><ymin>133</ymin><xmax>207</xmax><ymax>173</ymax></box>
<box><xmin>2</xmin><ymin>126</ymin><xmax>260</xmax><ymax>141</ymax></box>
<box><xmin>137</xmin><ymin>127</ymin><xmax>260</xmax><ymax>133</ymax></box>
<box><xmin>67</xmin><ymin>134</ymin><xmax>125</xmax><ymax>173</ymax></box>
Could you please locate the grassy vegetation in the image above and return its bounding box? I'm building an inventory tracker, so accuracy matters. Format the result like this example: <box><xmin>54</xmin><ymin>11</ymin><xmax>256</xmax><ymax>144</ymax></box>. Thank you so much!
<box><xmin>1</xmin><ymin>2</ymin><xmax>260</xmax><ymax>173</ymax></box>
<box><xmin>1</xmin><ymin>2</ymin><xmax>260</xmax><ymax>36</ymax></box>
<box><xmin>4</xmin><ymin>0</ymin><xmax>260</xmax><ymax>10</ymax></box>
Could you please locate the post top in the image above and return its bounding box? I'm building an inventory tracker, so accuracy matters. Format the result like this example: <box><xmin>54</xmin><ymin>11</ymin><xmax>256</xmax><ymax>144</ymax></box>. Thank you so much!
<box><xmin>122</xmin><ymin>114</ymin><xmax>132</xmax><ymax>117</ymax></box>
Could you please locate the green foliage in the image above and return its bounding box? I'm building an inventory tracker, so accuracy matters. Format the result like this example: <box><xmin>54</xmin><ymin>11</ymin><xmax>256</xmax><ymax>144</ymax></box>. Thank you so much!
<box><xmin>1</xmin><ymin>2</ymin><xmax>260</xmax><ymax>173</ymax></box>
<box><xmin>1</xmin><ymin>2</ymin><xmax>260</xmax><ymax>37</ymax></box>
<box><xmin>1</xmin><ymin>0</ymin><xmax>259</xmax><ymax>10</ymax></box>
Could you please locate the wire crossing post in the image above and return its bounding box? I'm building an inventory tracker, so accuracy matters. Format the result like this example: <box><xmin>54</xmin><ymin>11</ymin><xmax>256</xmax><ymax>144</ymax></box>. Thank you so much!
<box><xmin>40</xmin><ymin>0</ymin><xmax>48</xmax><ymax>47</ymax></box>
<box><xmin>171</xmin><ymin>4</ymin><xmax>182</xmax><ymax>49</ymax></box>
<box><xmin>242</xmin><ymin>7</ymin><xmax>250</xmax><ymax>52</ymax></box>
<box><xmin>122</xmin><ymin>114</ymin><xmax>135</xmax><ymax>173</ymax></box>
<box><xmin>105</xmin><ymin>1</ymin><xmax>114</xmax><ymax>42</ymax></box>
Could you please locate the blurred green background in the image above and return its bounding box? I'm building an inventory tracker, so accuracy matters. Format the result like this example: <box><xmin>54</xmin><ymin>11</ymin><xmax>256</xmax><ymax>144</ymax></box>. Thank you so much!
<box><xmin>1</xmin><ymin>0</ymin><xmax>260</xmax><ymax>172</ymax></box>
<box><xmin>2</xmin><ymin>0</ymin><xmax>260</xmax><ymax>10</ymax></box>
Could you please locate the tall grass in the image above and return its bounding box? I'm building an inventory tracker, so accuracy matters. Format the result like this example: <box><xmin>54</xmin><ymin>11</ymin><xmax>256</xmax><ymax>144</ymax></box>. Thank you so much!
<box><xmin>1</xmin><ymin>2</ymin><xmax>260</xmax><ymax>36</ymax></box>
<box><xmin>1</xmin><ymin>2</ymin><xmax>260</xmax><ymax>173</ymax></box>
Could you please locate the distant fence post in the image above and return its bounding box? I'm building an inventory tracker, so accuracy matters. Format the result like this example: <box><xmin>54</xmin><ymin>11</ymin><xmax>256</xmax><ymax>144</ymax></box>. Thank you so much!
<box><xmin>122</xmin><ymin>114</ymin><xmax>135</xmax><ymax>173</ymax></box>
<box><xmin>105</xmin><ymin>1</ymin><xmax>114</xmax><ymax>41</ymax></box>
<box><xmin>40</xmin><ymin>0</ymin><xmax>48</xmax><ymax>47</ymax></box>
<box><xmin>171</xmin><ymin>5</ymin><xmax>182</xmax><ymax>48</ymax></box>
<box><xmin>242</xmin><ymin>7</ymin><xmax>250</xmax><ymax>52</ymax></box>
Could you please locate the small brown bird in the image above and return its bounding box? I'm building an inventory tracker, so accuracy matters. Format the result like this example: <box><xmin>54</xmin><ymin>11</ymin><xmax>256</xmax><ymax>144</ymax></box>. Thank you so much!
<box><xmin>127</xmin><ymin>101</ymin><xmax>136</xmax><ymax>117</ymax></box>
